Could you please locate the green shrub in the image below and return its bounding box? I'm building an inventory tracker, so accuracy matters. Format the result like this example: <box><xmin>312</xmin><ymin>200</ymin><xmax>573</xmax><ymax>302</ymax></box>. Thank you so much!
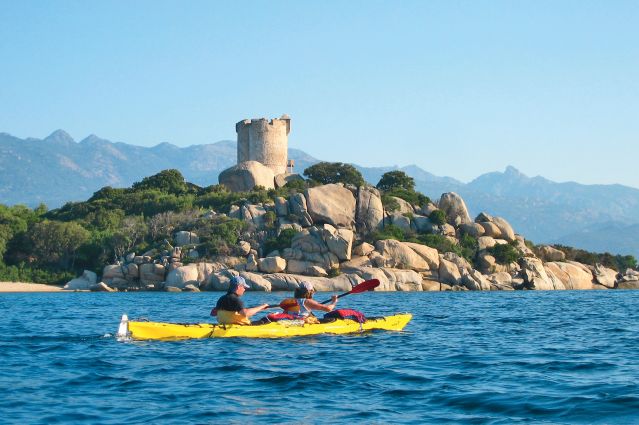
<box><xmin>417</xmin><ymin>234</ymin><xmax>461</xmax><ymax>257</ymax></box>
<box><xmin>328</xmin><ymin>266</ymin><xmax>341</xmax><ymax>277</ymax></box>
<box><xmin>376</xmin><ymin>170</ymin><xmax>415</xmax><ymax>192</ymax></box>
<box><xmin>488</xmin><ymin>243</ymin><xmax>520</xmax><ymax>265</ymax></box>
<box><xmin>383</xmin><ymin>188</ymin><xmax>430</xmax><ymax>208</ymax></box>
<box><xmin>263</xmin><ymin>228</ymin><xmax>299</xmax><ymax>255</ymax></box>
<box><xmin>372</xmin><ymin>224</ymin><xmax>406</xmax><ymax>242</ymax></box>
<box><xmin>381</xmin><ymin>195</ymin><xmax>400</xmax><ymax>212</ymax></box>
<box><xmin>262</xmin><ymin>211</ymin><xmax>277</xmax><ymax>229</ymax></box>
<box><xmin>303</xmin><ymin>162</ymin><xmax>365</xmax><ymax>187</ymax></box>
<box><xmin>132</xmin><ymin>169</ymin><xmax>190</xmax><ymax>195</ymax></box>
<box><xmin>428</xmin><ymin>210</ymin><xmax>446</xmax><ymax>225</ymax></box>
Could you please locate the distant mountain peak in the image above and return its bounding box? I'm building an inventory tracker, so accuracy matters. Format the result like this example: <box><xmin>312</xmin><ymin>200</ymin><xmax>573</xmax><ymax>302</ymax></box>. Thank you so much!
<box><xmin>44</xmin><ymin>129</ymin><xmax>75</xmax><ymax>145</ymax></box>
<box><xmin>504</xmin><ymin>165</ymin><xmax>524</xmax><ymax>176</ymax></box>
<box><xmin>79</xmin><ymin>134</ymin><xmax>107</xmax><ymax>144</ymax></box>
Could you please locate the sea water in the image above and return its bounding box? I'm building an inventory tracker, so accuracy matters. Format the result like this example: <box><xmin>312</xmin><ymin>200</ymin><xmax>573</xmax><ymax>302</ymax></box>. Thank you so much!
<box><xmin>0</xmin><ymin>290</ymin><xmax>638</xmax><ymax>424</ymax></box>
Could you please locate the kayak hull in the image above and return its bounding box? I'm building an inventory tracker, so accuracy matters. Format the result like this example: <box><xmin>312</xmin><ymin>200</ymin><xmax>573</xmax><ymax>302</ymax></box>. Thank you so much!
<box><xmin>119</xmin><ymin>313</ymin><xmax>412</xmax><ymax>340</ymax></box>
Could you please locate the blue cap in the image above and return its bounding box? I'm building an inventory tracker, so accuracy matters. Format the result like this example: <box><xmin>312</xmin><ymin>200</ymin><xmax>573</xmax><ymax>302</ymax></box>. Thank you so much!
<box><xmin>229</xmin><ymin>275</ymin><xmax>250</xmax><ymax>292</ymax></box>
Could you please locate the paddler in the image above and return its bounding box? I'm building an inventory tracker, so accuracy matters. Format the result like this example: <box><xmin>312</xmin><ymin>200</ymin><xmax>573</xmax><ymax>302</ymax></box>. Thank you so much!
<box><xmin>212</xmin><ymin>276</ymin><xmax>269</xmax><ymax>325</ymax></box>
<box><xmin>278</xmin><ymin>281</ymin><xmax>338</xmax><ymax>324</ymax></box>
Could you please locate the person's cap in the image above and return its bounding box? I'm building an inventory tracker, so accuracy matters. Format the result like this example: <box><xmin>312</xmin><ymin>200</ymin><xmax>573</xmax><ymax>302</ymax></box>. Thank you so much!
<box><xmin>229</xmin><ymin>275</ymin><xmax>250</xmax><ymax>291</ymax></box>
<box><xmin>301</xmin><ymin>281</ymin><xmax>314</xmax><ymax>292</ymax></box>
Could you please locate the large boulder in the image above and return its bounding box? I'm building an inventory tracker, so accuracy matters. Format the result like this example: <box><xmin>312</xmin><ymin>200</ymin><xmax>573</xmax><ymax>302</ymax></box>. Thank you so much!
<box><xmin>459</xmin><ymin>223</ymin><xmax>485</xmax><ymax>238</ymax></box>
<box><xmin>461</xmin><ymin>269</ymin><xmax>492</xmax><ymax>291</ymax></box>
<box><xmin>64</xmin><ymin>270</ymin><xmax>97</xmax><ymax>290</ymax></box>
<box><xmin>538</xmin><ymin>245</ymin><xmax>566</xmax><ymax>262</ymax></box>
<box><xmin>478</xmin><ymin>236</ymin><xmax>497</xmax><ymax>251</ymax></box>
<box><xmin>403</xmin><ymin>242</ymin><xmax>440</xmax><ymax>269</ymax></box>
<box><xmin>389</xmin><ymin>213</ymin><xmax>412</xmax><ymax>233</ymax></box>
<box><xmin>389</xmin><ymin>197</ymin><xmax>414</xmax><ymax>215</ymax></box>
<box><xmin>165</xmin><ymin>262</ymin><xmax>224</xmax><ymax>289</ymax></box>
<box><xmin>412</xmin><ymin>215</ymin><xmax>433</xmax><ymax>233</ymax></box>
<box><xmin>139</xmin><ymin>263</ymin><xmax>166</xmax><ymax>287</ymax></box>
<box><xmin>438</xmin><ymin>192</ymin><xmax>472</xmax><ymax>226</ymax></box>
<box><xmin>274</xmin><ymin>197</ymin><xmax>289</xmax><ymax>217</ymax></box>
<box><xmin>305</xmin><ymin>184</ymin><xmax>356</xmax><ymax>229</ymax></box>
<box><xmin>206</xmin><ymin>270</ymin><xmax>271</xmax><ymax>291</ymax></box>
<box><xmin>356</xmin><ymin>186</ymin><xmax>384</xmax><ymax>234</ymax></box>
<box><xmin>353</xmin><ymin>242</ymin><xmax>375</xmax><ymax>257</ymax></box>
<box><xmin>174</xmin><ymin>231</ymin><xmax>199</xmax><ymax>246</ymax></box>
<box><xmin>289</xmin><ymin>193</ymin><xmax>313</xmax><ymax>227</ymax></box>
<box><xmin>288</xmin><ymin>227</ymin><xmax>340</xmax><ymax>271</ymax></box>
<box><xmin>479</xmin><ymin>222</ymin><xmax>502</xmax><ymax>238</ymax></box>
<box><xmin>321</xmin><ymin>224</ymin><xmax>353</xmax><ymax>261</ymax></box>
<box><xmin>264</xmin><ymin>273</ymin><xmax>355</xmax><ymax>292</ymax></box>
<box><xmin>617</xmin><ymin>280</ymin><xmax>639</xmax><ymax>289</ymax></box>
<box><xmin>519</xmin><ymin>258</ymin><xmax>565</xmax><ymax>290</ymax></box>
<box><xmin>274</xmin><ymin>173</ymin><xmax>303</xmax><ymax>188</ymax></box>
<box><xmin>545</xmin><ymin>262</ymin><xmax>594</xmax><ymax>290</ymax></box>
<box><xmin>593</xmin><ymin>264</ymin><xmax>617</xmax><ymax>289</ymax></box>
<box><xmin>491</xmin><ymin>217</ymin><xmax>516</xmax><ymax>242</ymax></box>
<box><xmin>258</xmin><ymin>256</ymin><xmax>287</xmax><ymax>273</ymax></box>
<box><xmin>241</xmin><ymin>204</ymin><xmax>267</xmax><ymax>228</ymax></box>
<box><xmin>374</xmin><ymin>239</ymin><xmax>430</xmax><ymax>271</ymax></box>
<box><xmin>219</xmin><ymin>160</ymin><xmax>275</xmax><ymax>192</ymax></box>
<box><xmin>438</xmin><ymin>259</ymin><xmax>462</xmax><ymax>286</ymax></box>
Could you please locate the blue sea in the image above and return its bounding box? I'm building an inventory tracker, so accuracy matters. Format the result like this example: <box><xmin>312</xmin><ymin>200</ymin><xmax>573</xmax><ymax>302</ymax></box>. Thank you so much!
<box><xmin>1</xmin><ymin>290</ymin><xmax>638</xmax><ymax>424</ymax></box>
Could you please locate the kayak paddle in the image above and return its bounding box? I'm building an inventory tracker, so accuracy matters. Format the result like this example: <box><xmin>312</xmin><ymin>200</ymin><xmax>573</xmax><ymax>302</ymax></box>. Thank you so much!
<box><xmin>270</xmin><ymin>278</ymin><xmax>381</xmax><ymax>309</ymax></box>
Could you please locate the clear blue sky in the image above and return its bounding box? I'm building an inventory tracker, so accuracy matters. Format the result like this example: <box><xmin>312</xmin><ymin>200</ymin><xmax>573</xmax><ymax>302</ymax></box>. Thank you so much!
<box><xmin>1</xmin><ymin>1</ymin><xmax>638</xmax><ymax>187</ymax></box>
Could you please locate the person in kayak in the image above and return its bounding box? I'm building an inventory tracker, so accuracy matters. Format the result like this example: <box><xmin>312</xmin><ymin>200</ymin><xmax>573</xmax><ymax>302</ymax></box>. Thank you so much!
<box><xmin>213</xmin><ymin>276</ymin><xmax>269</xmax><ymax>325</ymax></box>
<box><xmin>277</xmin><ymin>281</ymin><xmax>338</xmax><ymax>324</ymax></box>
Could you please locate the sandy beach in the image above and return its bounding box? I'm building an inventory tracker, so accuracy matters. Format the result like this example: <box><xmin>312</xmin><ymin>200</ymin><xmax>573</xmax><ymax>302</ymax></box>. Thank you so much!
<box><xmin>0</xmin><ymin>282</ymin><xmax>64</xmax><ymax>292</ymax></box>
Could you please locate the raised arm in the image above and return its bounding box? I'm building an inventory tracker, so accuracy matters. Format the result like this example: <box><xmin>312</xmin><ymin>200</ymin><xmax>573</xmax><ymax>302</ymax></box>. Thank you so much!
<box><xmin>304</xmin><ymin>295</ymin><xmax>338</xmax><ymax>312</ymax></box>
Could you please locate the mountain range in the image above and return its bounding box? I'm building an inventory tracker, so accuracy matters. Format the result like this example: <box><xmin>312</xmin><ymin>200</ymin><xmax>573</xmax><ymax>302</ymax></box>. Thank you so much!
<box><xmin>2</xmin><ymin>130</ymin><xmax>639</xmax><ymax>257</ymax></box>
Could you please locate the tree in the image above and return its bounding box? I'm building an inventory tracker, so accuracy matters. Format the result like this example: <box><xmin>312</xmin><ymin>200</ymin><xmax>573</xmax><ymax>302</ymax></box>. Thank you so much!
<box><xmin>303</xmin><ymin>162</ymin><xmax>365</xmax><ymax>187</ymax></box>
<box><xmin>132</xmin><ymin>169</ymin><xmax>188</xmax><ymax>194</ymax></box>
<box><xmin>376</xmin><ymin>170</ymin><xmax>415</xmax><ymax>192</ymax></box>
<box><xmin>27</xmin><ymin>220</ymin><xmax>90</xmax><ymax>269</ymax></box>
<box><xmin>428</xmin><ymin>210</ymin><xmax>446</xmax><ymax>225</ymax></box>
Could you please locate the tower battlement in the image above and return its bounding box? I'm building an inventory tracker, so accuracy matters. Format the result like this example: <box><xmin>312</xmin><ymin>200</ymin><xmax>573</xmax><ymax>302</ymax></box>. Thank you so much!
<box><xmin>236</xmin><ymin>114</ymin><xmax>291</xmax><ymax>175</ymax></box>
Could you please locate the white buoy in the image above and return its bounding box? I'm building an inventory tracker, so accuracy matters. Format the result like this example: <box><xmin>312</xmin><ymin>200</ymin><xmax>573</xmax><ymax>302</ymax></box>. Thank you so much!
<box><xmin>116</xmin><ymin>314</ymin><xmax>130</xmax><ymax>341</ymax></box>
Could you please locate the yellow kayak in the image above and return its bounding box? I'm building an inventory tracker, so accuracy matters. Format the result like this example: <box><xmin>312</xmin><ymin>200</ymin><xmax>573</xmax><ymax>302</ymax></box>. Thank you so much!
<box><xmin>117</xmin><ymin>313</ymin><xmax>412</xmax><ymax>340</ymax></box>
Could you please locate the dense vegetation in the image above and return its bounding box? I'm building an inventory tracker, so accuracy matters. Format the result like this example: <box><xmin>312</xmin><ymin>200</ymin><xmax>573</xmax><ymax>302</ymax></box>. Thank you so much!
<box><xmin>0</xmin><ymin>166</ymin><xmax>636</xmax><ymax>285</ymax></box>
<box><xmin>0</xmin><ymin>170</ymin><xmax>307</xmax><ymax>284</ymax></box>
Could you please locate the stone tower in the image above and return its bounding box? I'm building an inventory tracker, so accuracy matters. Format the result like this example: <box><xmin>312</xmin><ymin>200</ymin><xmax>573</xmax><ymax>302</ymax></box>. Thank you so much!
<box><xmin>236</xmin><ymin>114</ymin><xmax>291</xmax><ymax>175</ymax></box>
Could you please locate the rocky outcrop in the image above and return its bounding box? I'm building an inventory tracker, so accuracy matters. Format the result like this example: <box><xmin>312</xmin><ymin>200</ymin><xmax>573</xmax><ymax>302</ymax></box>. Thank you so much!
<box><xmin>258</xmin><ymin>256</ymin><xmax>287</xmax><ymax>273</ymax></box>
<box><xmin>64</xmin><ymin>270</ymin><xmax>97</xmax><ymax>290</ymax></box>
<box><xmin>274</xmin><ymin>173</ymin><xmax>303</xmax><ymax>188</ymax></box>
<box><xmin>403</xmin><ymin>242</ymin><xmax>440</xmax><ymax>269</ymax></box>
<box><xmin>439</xmin><ymin>192</ymin><xmax>472</xmax><ymax>226</ymax></box>
<box><xmin>139</xmin><ymin>263</ymin><xmax>166</xmax><ymax>288</ymax></box>
<box><xmin>174</xmin><ymin>231</ymin><xmax>199</xmax><ymax>246</ymax></box>
<box><xmin>544</xmin><ymin>262</ymin><xmax>594</xmax><ymax>290</ymax></box>
<box><xmin>356</xmin><ymin>186</ymin><xmax>384</xmax><ymax>234</ymax></box>
<box><xmin>241</xmin><ymin>204</ymin><xmax>267</xmax><ymax>228</ymax></box>
<box><xmin>305</xmin><ymin>184</ymin><xmax>356</xmax><ymax>228</ymax></box>
<box><xmin>289</xmin><ymin>193</ymin><xmax>313</xmax><ymax>226</ymax></box>
<box><xmin>593</xmin><ymin>264</ymin><xmax>617</xmax><ymax>288</ymax></box>
<box><xmin>519</xmin><ymin>257</ymin><xmax>565</xmax><ymax>290</ymax></box>
<box><xmin>374</xmin><ymin>240</ymin><xmax>430</xmax><ymax>271</ymax></box>
<box><xmin>219</xmin><ymin>160</ymin><xmax>275</xmax><ymax>192</ymax></box>
<box><xmin>438</xmin><ymin>258</ymin><xmax>462</xmax><ymax>286</ymax></box>
<box><xmin>538</xmin><ymin>245</ymin><xmax>566</xmax><ymax>262</ymax></box>
<box><xmin>165</xmin><ymin>262</ymin><xmax>225</xmax><ymax>289</ymax></box>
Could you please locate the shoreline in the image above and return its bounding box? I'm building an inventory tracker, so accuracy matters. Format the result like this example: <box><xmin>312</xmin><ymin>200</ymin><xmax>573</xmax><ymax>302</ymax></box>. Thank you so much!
<box><xmin>0</xmin><ymin>282</ymin><xmax>64</xmax><ymax>292</ymax></box>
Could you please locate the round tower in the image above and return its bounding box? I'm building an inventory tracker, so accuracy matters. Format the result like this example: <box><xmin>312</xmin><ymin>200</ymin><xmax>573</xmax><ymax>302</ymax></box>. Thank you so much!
<box><xmin>235</xmin><ymin>114</ymin><xmax>291</xmax><ymax>175</ymax></box>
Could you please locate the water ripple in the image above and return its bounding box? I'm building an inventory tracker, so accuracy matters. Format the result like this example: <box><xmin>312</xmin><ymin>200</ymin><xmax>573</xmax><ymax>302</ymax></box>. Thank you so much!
<box><xmin>1</xmin><ymin>290</ymin><xmax>639</xmax><ymax>423</ymax></box>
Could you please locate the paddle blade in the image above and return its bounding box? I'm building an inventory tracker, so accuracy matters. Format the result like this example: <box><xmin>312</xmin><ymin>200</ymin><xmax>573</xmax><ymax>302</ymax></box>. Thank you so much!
<box><xmin>348</xmin><ymin>279</ymin><xmax>380</xmax><ymax>294</ymax></box>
